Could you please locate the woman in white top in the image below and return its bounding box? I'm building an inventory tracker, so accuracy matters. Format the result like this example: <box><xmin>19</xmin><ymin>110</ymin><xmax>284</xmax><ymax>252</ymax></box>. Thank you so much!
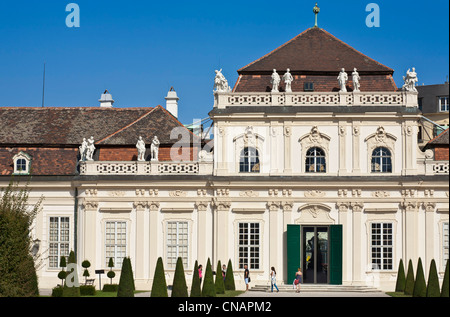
<box><xmin>270</xmin><ymin>267</ymin><xmax>279</xmax><ymax>292</ymax></box>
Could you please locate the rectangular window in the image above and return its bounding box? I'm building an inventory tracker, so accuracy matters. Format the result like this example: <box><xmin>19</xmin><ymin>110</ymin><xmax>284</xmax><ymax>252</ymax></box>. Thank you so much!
<box><xmin>444</xmin><ymin>222</ymin><xmax>449</xmax><ymax>266</ymax></box>
<box><xmin>439</xmin><ymin>96</ymin><xmax>449</xmax><ymax>112</ymax></box>
<box><xmin>238</xmin><ymin>222</ymin><xmax>260</xmax><ymax>270</ymax></box>
<box><xmin>166</xmin><ymin>221</ymin><xmax>189</xmax><ymax>269</ymax></box>
<box><xmin>48</xmin><ymin>217</ymin><xmax>70</xmax><ymax>268</ymax></box>
<box><xmin>105</xmin><ymin>221</ymin><xmax>127</xmax><ymax>268</ymax></box>
<box><xmin>371</xmin><ymin>223</ymin><xmax>393</xmax><ymax>270</ymax></box>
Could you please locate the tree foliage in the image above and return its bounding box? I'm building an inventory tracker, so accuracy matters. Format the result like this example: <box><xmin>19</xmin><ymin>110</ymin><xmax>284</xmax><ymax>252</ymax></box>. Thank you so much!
<box><xmin>0</xmin><ymin>179</ymin><xmax>43</xmax><ymax>297</ymax></box>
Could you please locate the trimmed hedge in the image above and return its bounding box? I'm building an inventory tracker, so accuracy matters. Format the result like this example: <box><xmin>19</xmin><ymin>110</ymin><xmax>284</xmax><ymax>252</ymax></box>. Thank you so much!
<box><xmin>80</xmin><ymin>285</ymin><xmax>96</xmax><ymax>296</ymax></box>
<box><xmin>404</xmin><ymin>260</ymin><xmax>415</xmax><ymax>295</ymax></box>
<box><xmin>190</xmin><ymin>260</ymin><xmax>202</xmax><ymax>297</ymax></box>
<box><xmin>172</xmin><ymin>257</ymin><xmax>188</xmax><ymax>297</ymax></box>
<box><xmin>102</xmin><ymin>284</ymin><xmax>118</xmax><ymax>292</ymax></box>
<box><xmin>224</xmin><ymin>259</ymin><xmax>236</xmax><ymax>291</ymax></box>
<box><xmin>117</xmin><ymin>257</ymin><xmax>134</xmax><ymax>297</ymax></box>
<box><xmin>62</xmin><ymin>286</ymin><xmax>81</xmax><ymax>297</ymax></box>
<box><xmin>51</xmin><ymin>286</ymin><xmax>64</xmax><ymax>297</ymax></box>
<box><xmin>394</xmin><ymin>259</ymin><xmax>406</xmax><ymax>292</ymax></box>
<box><xmin>151</xmin><ymin>257</ymin><xmax>168</xmax><ymax>297</ymax></box>
<box><xmin>413</xmin><ymin>258</ymin><xmax>426</xmax><ymax>297</ymax></box>
<box><xmin>201</xmin><ymin>258</ymin><xmax>216</xmax><ymax>297</ymax></box>
<box><xmin>426</xmin><ymin>259</ymin><xmax>440</xmax><ymax>297</ymax></box>
<box><xmin>215</xmin><ymin>260</ymin><xmax>225</xmax><ymax>294</ymax></box>
<box><xmin>442</xmin><ymin>259</ymin><xmax>449</xmax><ymax>297</ymax></box>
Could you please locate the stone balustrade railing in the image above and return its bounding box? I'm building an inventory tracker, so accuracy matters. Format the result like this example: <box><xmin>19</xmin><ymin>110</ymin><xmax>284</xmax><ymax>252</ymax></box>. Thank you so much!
<box><xmin>214</xmin><ymin>91</ymin><xmax>418</xmax><ymax>108</ymax></box>
<box><xmin>79</xmin><ymin>161</ymin><xmax>213</xmax><ymax>176</ymax></box>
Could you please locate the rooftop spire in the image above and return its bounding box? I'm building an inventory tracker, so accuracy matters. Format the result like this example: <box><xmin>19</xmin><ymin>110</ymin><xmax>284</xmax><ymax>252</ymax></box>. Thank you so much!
<box><xmin>313</xmin><ymin>3</ymin><xmax>320</xmax><ymax>28</ymax></box>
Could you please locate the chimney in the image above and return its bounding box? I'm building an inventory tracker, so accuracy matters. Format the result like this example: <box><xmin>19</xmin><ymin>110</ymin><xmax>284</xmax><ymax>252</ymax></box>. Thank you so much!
<box><xmin>99</xmin><ymin>90</ymin><xmax>114</xmax><ymax>108</ymax></box>
<box><xmin>165</xmin><ymin>87</ymin><xmax>179</xmax><ymax>118</ymax></box>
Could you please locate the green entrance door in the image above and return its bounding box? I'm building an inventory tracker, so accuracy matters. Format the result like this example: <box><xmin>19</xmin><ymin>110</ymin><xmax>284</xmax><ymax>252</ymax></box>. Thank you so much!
<box><xmin>286</xmin><ymin>224</ymin><xmax>342</xmax><ymax>285</ymax></box>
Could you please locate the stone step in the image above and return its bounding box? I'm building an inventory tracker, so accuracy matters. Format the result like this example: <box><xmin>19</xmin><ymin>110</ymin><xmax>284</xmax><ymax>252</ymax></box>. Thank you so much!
<box><xmin>249</xmin><ymin>284</ymin><xmax>382</xmax><ymax>293</ymax></box>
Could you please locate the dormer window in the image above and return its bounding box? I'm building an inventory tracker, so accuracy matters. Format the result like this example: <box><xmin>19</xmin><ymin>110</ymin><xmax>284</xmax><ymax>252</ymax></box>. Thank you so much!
<box><xmin>13</xmin><ymin>152</ymin><xmax>31</xmax><ymax>175</ymax></box>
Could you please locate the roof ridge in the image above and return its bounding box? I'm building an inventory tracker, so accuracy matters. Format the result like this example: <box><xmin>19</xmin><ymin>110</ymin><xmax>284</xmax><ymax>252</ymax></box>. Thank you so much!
<box><xmin>237</xmin><ymin>28</ymin><xmax>312</xmax><ymax>72</ymax></box>
<box><xmin>96</xmin><ymin>107</ymin><xmax>157</xmax><ymax>144</ymax></box>
<box><xmin>319</xmin><ymin>28</ymin><xmax>394</xmax><ymax>73</ymax></box>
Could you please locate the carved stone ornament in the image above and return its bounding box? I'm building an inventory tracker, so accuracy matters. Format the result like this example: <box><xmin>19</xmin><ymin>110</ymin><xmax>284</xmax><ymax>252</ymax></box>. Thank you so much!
<box><xmin>267</xmin><ymin>201</ymin><xmax>280</xmax><ymax>211</ymax></box>
<box><xmin>423</xmin><ymin>202</ymin><xmax>436</xmax><ymax>213</ymax></box>
<box><xmin>299</xmin><ymin>126</ymin><xmax>331</xmax><ymax>149</ymax></box>
<box><xmin>239</xmin><ymin>190</ymin><xmax>259</xmax><ymax>197</ymax></box>
<box><xmin>148</xmin><ymin>202</ymin><xmax>160</xmax><ymax>211</ymax></box>
<box><xmin>372</xmin><ymin>190</ymin><xmax>390</xmax><ymax>198</ymax></box>
<box><xmin>83</xmin><ymin>200</ymin><xmax>98</xmax><ymax>210</ymax></box>
<box><xmin>169</xmin><ymin>190</ymin><xmax>187</xmax><ymax>197</ymax></box>
<box><xmin>281</xmin><ymin>201</ymin><xmax>294</xmax><ymax>211</ymax></box>
<box><xmin>135</xmin><ymin>189</ymin><xmax>146</xmax><ymax>196</ymax></box>
<box><xmin>195</xmin><ymin>201</ymin><xmax>208</xmax><ymax>211</ymax></box>
<box><xmin>212</xmin><ymin>199</ymin><xmax>231</xmax><ymax>211</ymax></box>
<box><xmin>304</xmin><ymin>190</ymin><xmax>325</xmax><ymax>198</ymax></box>
<box><xmin>133</xmin><ymin>201</ymin><xmax>148</xmax><ymax>210</ymax></box>
<box><xmin>336</xmin><ymin>201</ymin><xmax>350</xmax><ymax>212</ymax></box>
<box><xmin>351</xmin><ymin>201</ymin><xmax>364</xmax><ymax>212</ymax></box>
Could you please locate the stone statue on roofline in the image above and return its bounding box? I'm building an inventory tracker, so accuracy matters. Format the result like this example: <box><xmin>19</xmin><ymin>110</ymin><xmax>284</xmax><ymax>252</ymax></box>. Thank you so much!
<box><xmin>79</xmin><ymin>137</ymin><xmax>88</xmax><ymax>161</ymax></box>
<box><xmin>352</xmin><ymin>68</ymin><xmax>361</xmax><ymax>92</ymax></box>
<box><xmin>271</xmin><ymin>69</ymin><xmax>281</xmax><ymax>92</ymax></box>
<box><xmin>136</xmin><ymin>136</ymin><xmax>146</xmax><ymax>161</ymax></box>
<box><xmin>86</xmin><ymin>136</ymin><xmax>96</xmax><ymax>161</ymax></box>
<box><xmin>214</xmin><ymin>69</ymin><xmax>231</xmax><ymax>92</ymax></box>
<box><xmin>337</xmin><ymin>68</ymin><xmax>348</xmax><ymax>92</ymax></box>
<box><xmin>402</xmin><ymin>67</ymin><xmax>418</xmax><ymax>92</ymax></box>
<box><xmin>283</xmin><ymin>69</ymin><xmax>294</xmax><ymax>92</ymax></box>
<box><xmin>150</xmin><ymin>136</ymin><xmax>160</xmax><ymax>161</ymax></box>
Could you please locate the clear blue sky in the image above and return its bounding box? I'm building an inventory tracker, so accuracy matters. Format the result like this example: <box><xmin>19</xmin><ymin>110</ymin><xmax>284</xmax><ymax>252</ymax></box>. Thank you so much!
<box><xmin>0</xmin><ymin>0</ymin><xmax>448</xmax><ymax>125</ymax></box>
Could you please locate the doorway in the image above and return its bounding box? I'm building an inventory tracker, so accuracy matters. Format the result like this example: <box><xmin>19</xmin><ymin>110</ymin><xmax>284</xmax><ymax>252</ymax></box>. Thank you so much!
<box><xmin>302</xmin><ymin>226</ymin><xmax>329</xmax><ymax>284</ymax></box>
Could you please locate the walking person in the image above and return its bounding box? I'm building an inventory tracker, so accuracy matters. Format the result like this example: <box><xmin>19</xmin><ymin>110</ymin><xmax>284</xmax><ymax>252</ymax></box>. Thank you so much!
<box><xmin>244</xmin><ymin>264</ymin><xmax>250</xmax><ymax>291</ymax></box>
<box><xmin>198</xmin><ymin>265</ymin><xmax>203</xmax><ymax>284</ymax></box>
<box><xmin>294</xmin><ymin>268</ymin><xmax>302</xmax><ymax>293</ymax></box>
<box><xmin>270</xmin><ymin>267</ymin><xmax>279</xmax><ymax>293</ymax></box>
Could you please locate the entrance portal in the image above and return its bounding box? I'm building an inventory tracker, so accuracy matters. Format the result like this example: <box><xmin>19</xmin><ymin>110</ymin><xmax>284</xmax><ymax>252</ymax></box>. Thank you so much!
<box><xmin>286</xmin><ymin>224</ymin><xmax>342</xmax><ymax>285</ymax></box>
<box><xmin>302</xmin><ymin>226</ymin><xmax>329</xmax><ymax>284</ymax></box>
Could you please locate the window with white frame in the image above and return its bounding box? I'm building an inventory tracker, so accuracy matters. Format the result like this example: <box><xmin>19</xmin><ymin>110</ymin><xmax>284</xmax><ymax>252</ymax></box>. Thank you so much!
<box><xmin>439</xmin><ymin>96</ymin><xmax>449</xmax><ymax>112</ymax></box>
<box><xmin>371</xmin><ymin>223</ymin><xmax>393</xmax><ymax>270</ymax></box>
<box><xmin>238</xmin><ymin>222</ymin><xmax>260</xmax><ymax>270</ymax></box>
<box><xmin>444</xmin><ymin>222</ymin><xmax>449</xmax><ymax>266</ymax></box>
<box><xmin>305</xmin><ymin>147</ymin><xmax>326</xmax><ymax>173</ymax></box>
<box><xmin>371</xmin><ymin>147</ymin><xmax>392</xmax><ymax>173</ymax></box>
<box><xmin>48</xmin><ymin>217</ymin><xmax>70</xmax><ymax>268</ymax></box>
<box><xmin>239</xmin><ymin>147</ymin><xmax>260</xmax><ymax>173</ymax></box>
<box><xmin>13</xmin><ymin>152</ymin><xmax>31</xmax><ymax>175</ymax></box>
<box><xmin>105</xmin><ymin>221</ymin><xmax>127</xmax><ymax>268</ymax></box>
<box><xmin>166</xmin><ymin>221</ymin><xmax>189</xmax><ymax>269</ymax></box>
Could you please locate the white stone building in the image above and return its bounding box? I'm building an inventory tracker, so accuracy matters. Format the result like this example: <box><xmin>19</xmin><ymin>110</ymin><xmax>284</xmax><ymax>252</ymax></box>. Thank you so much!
<box><xmin>0</xmin><ymin>25</ymin><xmax>448</xmax><ymax>292</ymax></box>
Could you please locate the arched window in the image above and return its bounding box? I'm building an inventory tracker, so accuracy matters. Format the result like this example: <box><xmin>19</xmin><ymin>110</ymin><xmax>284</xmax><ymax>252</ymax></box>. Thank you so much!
<box><xmin>371</xmin><ymin>147</ymin><xmax>392</xmax><ymax>173</ymax></box>
<box><xmin>13</xmin><ymin>151</ymin><xmax>31</xmax><ymax>175</ymax></box>
<box><xmin>239</xmin><ymin>147</ymin><xmax>260</xmax><ymax>173</ymax></box>
<box><xmin>305</xmin><ymin>147</ymin><xmax>326</xmax><ymax>173</ymax></box>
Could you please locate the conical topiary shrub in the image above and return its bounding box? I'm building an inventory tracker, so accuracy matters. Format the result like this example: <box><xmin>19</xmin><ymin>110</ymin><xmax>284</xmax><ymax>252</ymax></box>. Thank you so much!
<box><xmin>151</xmin><ymin>257</ymin><xmax>168</xmax><ymax>297</ymax></box>
<box><xmin>442</xmin><ymin>259</ymin><xmax>449</xmax><ymax>297</ymax></box>
<box><xmin>190</xmin><ymin>260</ymin><xmax>202</xmax><ymax>297</ymax></box>
<box><xmin>201</xmin><ymin>258</ymin><xmax>216</xmax><ymax>297</ymax></box>
<box><xmin>395</xmin><ymin>259</ymin><xmax>406</xmax><ymax>292</ymax></box>
<box><xmin>426</xmin><ymin>259</ymin><xmax>440</xmax><ymax>297</ymax></box>
<box><xmin>404</xmin><ymin>259</ymin><xmax>415</xmax><ymax>295</ymax></box>
<box><xmin>117</xmin><ymin>257</ymin><xmax>134</xmax><ymax>297</ymax></box>
<box><xmin>172</xmin><ymin>257</ymin><xmax>188</xmax><ymax>297</ymax></box>
<box><xmin>224</xmin><ymin>259</ymin><xmax>235</xmax><ymax>291</ymax></box>
<box><xmin>413</xmin><ymin>258</ymin><xmax>426</xmax><ymax>297</ymax></box>
<box><xmin>126</xmin><ymin>257</ymin><xmax>135</xmax><ymax>291</ymax></box>
<box><xmin>215</xmin><ymin>260</ymin><xmax>225</xmax><ymax>294</ymax></box>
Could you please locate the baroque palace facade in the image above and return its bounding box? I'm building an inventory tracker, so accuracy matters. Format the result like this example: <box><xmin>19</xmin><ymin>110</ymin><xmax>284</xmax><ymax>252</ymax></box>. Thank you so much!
<box><xmin>1</xmin><ymin>26</ymin><xmax>449</xmax><ymax>292</ymax></box>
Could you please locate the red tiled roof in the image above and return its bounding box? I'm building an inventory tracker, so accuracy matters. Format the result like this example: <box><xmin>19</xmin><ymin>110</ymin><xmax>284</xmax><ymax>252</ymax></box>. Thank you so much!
<box><xmin>238</xmin><ymin>27</ymin><xmax>393</xmax><ymax>74</ymax></box>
